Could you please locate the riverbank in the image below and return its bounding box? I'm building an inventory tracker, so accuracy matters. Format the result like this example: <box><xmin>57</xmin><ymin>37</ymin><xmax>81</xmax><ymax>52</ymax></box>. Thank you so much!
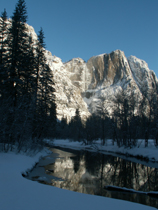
<box><xmin>0</xmin><ymin>141</ymin><xmax>157</xmax><ymax>210</ymax></box>
<box><xmin>47</xmin><ymin>139</ymin><xmax>158</xmax><ymax>163</ymax></box>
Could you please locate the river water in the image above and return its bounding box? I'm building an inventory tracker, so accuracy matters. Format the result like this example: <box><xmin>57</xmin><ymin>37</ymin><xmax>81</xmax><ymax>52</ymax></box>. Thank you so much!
<box><xmin>27</xmin><ymin>147</ymin><xmax>158</xmax><ymax>208</ymax></box>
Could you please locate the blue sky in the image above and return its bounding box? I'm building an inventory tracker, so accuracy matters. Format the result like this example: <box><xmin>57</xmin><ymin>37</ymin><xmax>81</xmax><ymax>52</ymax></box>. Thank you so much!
<box><xmin>1</xmin><ymin>0</ymin><xmax>158</xmax><ymax>75</ymax></box>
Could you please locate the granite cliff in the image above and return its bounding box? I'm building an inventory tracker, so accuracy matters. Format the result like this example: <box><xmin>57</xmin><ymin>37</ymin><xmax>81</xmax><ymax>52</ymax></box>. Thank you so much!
<box><xmin>2</xmin><ymin>20</ymin><xmax>157</xmax><ymax>121</ymax></box>
<box><xmin>45</xmin><ymin>49</ymin><xmax>158</xmax><ymax>120</ymax></box>
<box><xmin>24</xmin><ymin>24</ymin><xmax>158</xmax><ymax>120</ymax></box>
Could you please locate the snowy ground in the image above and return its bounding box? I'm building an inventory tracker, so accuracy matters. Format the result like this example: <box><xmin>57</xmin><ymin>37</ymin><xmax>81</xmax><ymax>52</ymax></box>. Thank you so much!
<box><xmin>0</xmin><ymin>140</ymin><xmax>157</xmax><ymax>210</ymax></box>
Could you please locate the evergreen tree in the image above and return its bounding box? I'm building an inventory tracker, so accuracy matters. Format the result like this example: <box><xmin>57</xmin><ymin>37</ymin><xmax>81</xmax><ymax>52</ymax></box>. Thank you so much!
<box><xmin>0</xmin><ymin>16</ymin><xmax>8</xmax><ymax>146</ymax></box>
<box><xmin>33</xmin><ymin>27</ymin><xmax>56</xmax><ymax>139</ymax></box>
<box><xmin>40</xmin><ymin>63</ymin><xmax>57</xmax><ymax>138</ymax></box>
<box><xmin>3</xmin><ymin>0</ymin><xmax>32</xmax><ymax>147</ymax></box>
<box><xmin>114</xmin><ymin>90</ymin><xmax>130</xmax><ymax>147</ymax></box>
<box><xmin>70</xmin><ymin>109</ymin><xmax>83</xmax><ymax>141</ymax></box>
<box><xmin>0</xmin><ymin>9</ymin><xmax>9</xmax><ymax>100</ymax></box>
<box><xmin>57</xmin><ymin>117</ymin><xmax>69</xmax><ymax>138</ymax></box>
<box><xmin>23</xmin><ymin>36</ymin><xmax>36</xmax><ymax>100</ymax></box>
<box><xmin>97</xmin><ymin>99</ymin><xmax>111</xmax><ymax>145</ymax></box>
<box><xmin>8</xmin><ymin>0</ymin><xmax>28</xmax><ymax>107</ymax></box>
<box><xmin>84</xmin><ymin>114</ymin><xmax>98</xmax><ymax>144</ymax></box>
<box><xmin>0</xmin><ymin>0</ymin><xmax>57</xmax><ymax>149</ymax></box>
<box><xmin>34</xmin><ymin>28</ymin><xmax>46</xmax><ymax>110</ymax></box>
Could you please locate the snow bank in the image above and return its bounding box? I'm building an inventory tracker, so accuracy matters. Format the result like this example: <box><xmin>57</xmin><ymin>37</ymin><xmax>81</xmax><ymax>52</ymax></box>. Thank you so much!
<box><xmin>46</xmin><ymin>139</ymin><xmax>158</xmax><ymax>163</ymax></box>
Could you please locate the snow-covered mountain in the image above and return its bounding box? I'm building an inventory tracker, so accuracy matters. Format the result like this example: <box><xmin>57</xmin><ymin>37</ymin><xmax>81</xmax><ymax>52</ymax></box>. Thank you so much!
<box><xmin>1</xmin><ymin>19</ymin><xmax>157</xmax><ymax>121</ymax></box>
<box><xmin>44</xmin><ymin>47</ymin><xmax>158</xmax><ymax>120</ymax></box>
<box><xmin>45</xmin><ymin>52</ymin><xmax>90</xmax><ymax>121</ymax></box>
<box><xmin>24</xmin><ymin>24</ymin><xmax>158</xmax><ymax>120</ymax></box>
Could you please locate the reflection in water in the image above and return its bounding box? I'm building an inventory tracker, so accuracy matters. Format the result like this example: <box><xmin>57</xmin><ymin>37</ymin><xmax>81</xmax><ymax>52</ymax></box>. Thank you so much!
<box><xmin>27</xmin><ymin>147</ymin><xmax>158</xmax><ymax>208</ymax></box>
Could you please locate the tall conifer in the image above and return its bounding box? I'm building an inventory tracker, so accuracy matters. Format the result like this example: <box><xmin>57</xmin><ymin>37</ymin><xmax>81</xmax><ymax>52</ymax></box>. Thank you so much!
<box><xmin>0</xmin><ymin>9</ymin><xmax>9</xmax><ymax>100</ymax></box>
<box><xmin>8</xmin><ymin>0</ymin><xmax>28</xmax><ymax>106</ymax></box>
<box><xmin>32</xmin><ymin>28</ymin><xmax>56</xmax><ymax>138</ymax></box>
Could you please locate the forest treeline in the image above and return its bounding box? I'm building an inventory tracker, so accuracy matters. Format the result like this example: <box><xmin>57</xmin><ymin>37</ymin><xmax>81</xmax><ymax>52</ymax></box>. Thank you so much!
<box><xmin>1</xmin><ymin>0</ymin><xmax>158</xmax><ymax>152</ymax></box>
<box><xmin>0</xmin><ymin>0</ymin><xmax>56</xmax><ymax>151</ymax></box>
<box><xmin>57</xmin><ymin>88</ymin><xmax>158</xmax><ymax>148</ymax></box>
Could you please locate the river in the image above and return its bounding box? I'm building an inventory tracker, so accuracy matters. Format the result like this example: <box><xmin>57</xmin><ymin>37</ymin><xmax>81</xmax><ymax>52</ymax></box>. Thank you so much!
<box><xmin>26</xmin><ymin>147</ymin><xmax>158</xmax><ymax>208</ymax></box>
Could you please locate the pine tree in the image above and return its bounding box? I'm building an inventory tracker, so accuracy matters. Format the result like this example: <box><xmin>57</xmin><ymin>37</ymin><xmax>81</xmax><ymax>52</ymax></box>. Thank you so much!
<box><xmin>0</xmin><ymin>9</ymin><xmax>8</xmax><ymax>63</ymax></box>
<box><xmin>32</xmin><ymin>27</ymin><xmax>56</xmax><ymax>139</ymax></box>
<box><xmin>34</xmin><ymin>28</ymin><xmax>46</xmax><ymax>111</ymax></box>
<box><xmin>8</xmin><ymin>0</ymin><xmax>28</xmax><ymax>107</ymax></box>
<box><xmin>0</xmin><ymin>9</ymin><xmax>13</xmax><ymax>149</ymax></box>
<box><xmin>0</xmin><ymin>0</ymin><xmax>57</xmax><ymax>147</ymax></box>
<box><xmin>23</xmin><ymin>36</ymin><xmax>36</xmax><ymax>98</ymax></box>
<box><xmin>3</xmin><ymin>0</ymin><xmax>31</xmax><ymax>147</ymax></box>
<box><xmin>0</xmin><ymin>9</ymin><xmax>9</xmax><ymax>100</ymax></box>
<box><xmin>70</xmin><ymin>109</ymin><xmax>83</xmax><ymax>141</ymax></box>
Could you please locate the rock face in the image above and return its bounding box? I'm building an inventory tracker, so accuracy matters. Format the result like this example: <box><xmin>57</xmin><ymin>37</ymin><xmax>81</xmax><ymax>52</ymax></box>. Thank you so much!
<box><xmin>45</xmin><ymin>52</ymin><xmax>90</xmax><ymax>122</ymax></box>
<box><xmin>63</xmin><ymin>50</ymin><xmax>157</xmax><ymax>116</ymax></box>
<box><xmin>26</xmin><ymin>23</ymin><xmax>158</xmax><ymax>120</ymax></box>
<box><xmin>128</xmin><ymin>55</ymin><xmax>158</xmax><ymax>98</ymax></box>
<box><xmin>45</xmin><ymin>49</ymin><xmax>158</xmax><ymax>120</ymax></box>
